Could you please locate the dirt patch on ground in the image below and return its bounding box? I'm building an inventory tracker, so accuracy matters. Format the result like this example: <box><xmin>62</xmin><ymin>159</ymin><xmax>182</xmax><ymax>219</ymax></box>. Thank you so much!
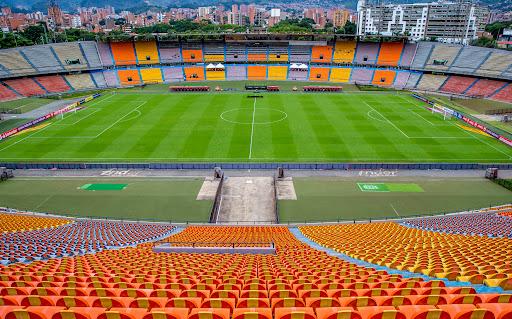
<box><xmin>196</xmin><ymin>177</ymin><xmax>220</xmax><ymax>200</ymax></box>
<box><xmin>216</xmin><ymin>177</ymin><xmax>276</xmax><ymax>223</ymax></box>
<box><xmin>276</xmin><ymin>177</ymin><xmax>297</xmax><ymax>200</ymax></box>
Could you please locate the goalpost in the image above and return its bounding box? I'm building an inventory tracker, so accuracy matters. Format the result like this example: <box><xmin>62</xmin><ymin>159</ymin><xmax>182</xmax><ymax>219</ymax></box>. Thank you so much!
<box><xmin>59</xmin><ymin>107</ymin><xmax>77</xmax><ymax>120</ymax></box>
<box><xmin>431</xmin><ymin>103</ymin><xmax>453</xmax><ymax>120</ymax></box>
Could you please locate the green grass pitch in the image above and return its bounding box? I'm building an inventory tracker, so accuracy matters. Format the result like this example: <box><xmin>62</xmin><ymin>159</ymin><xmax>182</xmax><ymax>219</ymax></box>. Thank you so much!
<box><xmin>279</xmin><ymin>177</ymin><xmax>512</xmax><ymax>223</ymax></box>
<box><xmin>0</xmin><ymin>91</ymin><xmax>510</xmax><ymax>163</ymax></box>
<box><xmin>0</xmin><ymin>177</ymin><xmax>211</xmax><ymax>222</ymax></box>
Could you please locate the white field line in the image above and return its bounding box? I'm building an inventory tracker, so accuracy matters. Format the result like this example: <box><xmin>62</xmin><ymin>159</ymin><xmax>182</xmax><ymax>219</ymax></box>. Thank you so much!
<box><xmin>363</xmin><ymin>101</ymin><xmax>410</xmax><ymax>138</ymax></box>
<box><xmin>248</xmin><ymin>98</ymin><xmax>257</xmax><ymax>159</ymax></box>
<box><xmin>56</xmin><ymin>109</ymin><xmax>101</xmax><ymax>126</ymax></box>
<box><xmin>28</xmin><ymin>101</ymin><xmax>147</xmax><ymax>140</ymax></box>
<box><xmin>449</xmin><ymin>120</ymin><xmax>512</xmax><ymax>159</ymax></box>
<box><xmin>401</xmin><ymin>93</ymin><xmax>511</xmax><ymax>158</ymax></box>
<box><xmin>408</xmin><ymin>109</ymin><xmax>435</xmax><ymax>125</ymax></box>
<box><xmin>93</xmin><ymin>101</ymin><xmax>147</xmax><ymax>139</ymax></box>
<box><xmin>35</xmin><ymin>195</ymin><xmax>54</xmax><ymax>209</ymax></box>
<box><xmin>0</xmin><ymin>121</ymin><xmax>56</xmax><ymax>152</ymax></box>
<box><xmin>390</xmin><ymin>204</ymin><xmax>400</xmax><ymax>217</ymax></box>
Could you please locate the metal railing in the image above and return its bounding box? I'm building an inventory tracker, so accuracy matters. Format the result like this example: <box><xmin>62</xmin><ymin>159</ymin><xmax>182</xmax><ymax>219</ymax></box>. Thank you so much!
<box><xmin>153</xmin><ymin>240</ymin><xmax>275</xmax><ymax>248</ymax></box>
<box><xmin>3</xmin><ymin>204</ymin><xmax>511</xmax><ymax>226</ymax></box>
<box><xmin>209</xmin><ymin>172</ymin><xmax>225</xmax><ymax>223</ymax></box>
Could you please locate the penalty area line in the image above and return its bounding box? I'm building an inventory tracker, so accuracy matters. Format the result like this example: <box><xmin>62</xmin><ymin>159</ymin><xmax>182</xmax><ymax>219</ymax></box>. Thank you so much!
<box><xmin>363</xmin><ymin>101</ymin><xmax>410</xmax><ymax>138</ymax></box>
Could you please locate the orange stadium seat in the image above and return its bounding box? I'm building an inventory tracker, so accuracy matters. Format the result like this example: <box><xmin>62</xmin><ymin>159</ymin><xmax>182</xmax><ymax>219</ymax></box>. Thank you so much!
<box><xmin>372</xmin><ymin>70</ymin><xmax>396</xmax><ymax>86</ymax></box>
<box><xmin>0</xmin><ymin>213</ymin><xmax>70</xmax><ymax>232</ymax></box>
<box><xmin>117</xmin><ymin>69</ymin><xmax>141</xmax><ymax>85</ymax></box>
<box><xmin>232</xmin><ymin>308</ymin><xmax>272</xmax><ymax>319</ymax></box>
<box><xmin>143</xmin><ymin>308</ymin><xmax>190</xmax><ymax>319</ymax></box>
<box><xmin>309</xmin><ymin>67</ymin><xmax>330</xmax><ymax>81</ymax></box>
<box><xmin>189</xmin><ymin>308</ymin><xmax>230</xmax><ymax>319</ymax></box>
<box><xmin>2</xmin><ymin>225</ymin><xmax>512</xmax><ymax>319</ymax></box>
<box><xmin>247</xmin><ymin>66</ymin><xmax>267</xmax><ymax>80</ymax></box>
<box><xmin>182</xmin><ymin>50</ymin><xmax>203</xmax><ymax>63</ymax></box>
<box><xmin>377</xmin><ymin>42</ymin><xmax>404</xmax><ymax>66</ymax></box>
<box><xmin>299</xmin><ymin>223</ymin><xmax>512</xmax><ymax>289</ymax></box>
<box><xmin>478</xmin><ymin>303</ymin><xmax>512</xmax><ymax>319</ymax></box>
<box><xmin>311</xmin><ymin>46</ymin><xmax>333</xmax><ymax>63</ymax></box>
<box><xmin>110</xmin><ymin>42</ymin><xmax>137</xmax><ymax>65</ymax></box>
<box><xmin>184</xmin><ymin>66</ymin><xmax>205</xmax><ymax>81</ymax></box>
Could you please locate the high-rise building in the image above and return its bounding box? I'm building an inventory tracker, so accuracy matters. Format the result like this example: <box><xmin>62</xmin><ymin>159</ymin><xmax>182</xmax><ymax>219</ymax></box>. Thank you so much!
<box><xmin>47</xmin><ymin>0</ymin><xmax>63</xmax><ymax>28</ymax></box>
<box><xmin>248</xmin><ymin>5</ymin><xmax>256</xmax><ymax>25</ymax></box>
<box><xmin>356</xmin><ymin>0</ymin><xmax>489</xmax><ymax>44</ymax></box>
<box><xmin>331</xmin><ymin>8</ymin><xmax>350</xmax><ymax>28</ymax></box>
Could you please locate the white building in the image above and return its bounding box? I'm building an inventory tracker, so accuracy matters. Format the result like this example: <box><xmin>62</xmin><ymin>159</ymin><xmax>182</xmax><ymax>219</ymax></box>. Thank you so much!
<box><xmin>357</xmin><ymin>0</ymin><xmax>489</xmax><ymax>44</ymax></box>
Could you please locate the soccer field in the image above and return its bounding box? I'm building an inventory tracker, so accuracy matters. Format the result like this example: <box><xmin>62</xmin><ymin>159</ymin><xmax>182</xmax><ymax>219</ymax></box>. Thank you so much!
<box><xmin>0</xmin><ymin>91</ymin><xmax>510</xmax><ymax>163</ymax></box>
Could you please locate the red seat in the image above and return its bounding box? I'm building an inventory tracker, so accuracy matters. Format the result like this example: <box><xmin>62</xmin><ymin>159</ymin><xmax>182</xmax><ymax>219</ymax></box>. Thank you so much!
<box><xmin>327</xmin><ymin>290</ymin><xmax>357</xmax><ymax>298</ymax></box>
<box><xmin>52</xmin><ymin>296</ymin><xmax>92</xmax><ymax>308</ymax></box>
<box><xmin>438</xmin><ymin>304</ymin><xmax>495</xmax><ymax>319</ymax></box>
<box><xmin>410</xmin><ymin>295</ymin><xmax>448</xmax><ymax>306</ymax></box>
<box><xmin>142</xmin><ymin>308</ymin><xmax>189</xmax><ymax>319</ymax></box>
<box><xmin>448</xmin><ymin>295</ymin><xmax>483</xmax><ymax>305</ymax></box>
<box><xmin>210</xmin><ymin>290</ymin><xmax>239</xmax><ymax>300</ymax></box>
<box><xmin>271</xmin><ymin>298</ymin><xmax>306</xmax><ymax>309</ymax></box>
<box><xmin>4</xmin><ymin>306</ymin><xmax>65</xmax><ymax>319</ymax></box>
<box><xmin>274</xmin><ymin>307</ymin><xmax>316</xmax><ymax>319</ymax></box>
<box><xmin>20</xmin><ymin>296</ymin><xmax>55</xmax><ymax>307</ymax></box>
<box><xmin>339</xmin><ymin>297</ymin><xmax>378</xmax><ymax>308</ymax></box>
<box><xmin>237</xmin><ymin>296</ymin><xmax>270</xmax><ymax>307</ymax></box>
<box><xmin>477</xmin><ymin>303</ymin><xmax>512</xmax><ymax>319</ymax></box>
<box><xmin>200</xmin><ymin>298</ymin><xmax>235</xmax><ymax>313</ymax></box>
<box><xmin>269</xmin><ymin>291</ymin><xmax>298</xmax><ymax>299</ymax></box>
<box><xmin>52</xmin><ymin>308</ymin><xmax>104</xmax><ymax>319</ymax></box>
<box><xmin>481</xmin><ymin>295</ymin><xmax>512</xmax><ymax>304</ymax></box>
<box><xmin>232</xmin><ymin>308</ymin><xmax>273</xmax><ymax>319</ymax></box>
<box><xmin>96</xmin><ymin>308</ymin><xmax>149</xmax><ymax>319</ymax></box>
<box><xmin>188</xmin><ymin>308</ymin><xmax>230</xmax><ymax>319</ymax></box>
<box><xmin>129</xmin><ymin>297</ymin><xmax>167</xmax><ymax>309</ymax></box>
<box><xmin>0</xmin><ymin>297</ymin><xmax>19</xmax><ymax>306</ymax></box>
<box><xmin>316</xmin><ymin>307</ymin><xmax>362</xmax><ymax>319</ymax></box>
<box><xmin>397</xmin><ymin>305</ymin><xmax>449</xmax><ymax>319</ymax></box>
<box><xmin>166</xmin><ymin>298</ymin><xmax>202</xmax><ymax>309</ymax></box>
<box><xmin>149</xmin><ymin>289</ymin><xmax>179</xmax><ymax>298</ymax></box>
<box><xmin>373</xmin><ymin>296</ymin><xmax>413</xmax><ymax>307</ymax></box>
<box><xmin>89</xmin><ymin>297</ymin><xmax>133</xmax><ymax>309</ymax></box>
<box><xmin>358</xmin><ymin>306</ymin><xmax>405</xmax><ymax>319</ymax></box>
<box><xmin>305</xmin><ymin>297</ymin><xmax>341</xmax><ymax>308</ymax></box>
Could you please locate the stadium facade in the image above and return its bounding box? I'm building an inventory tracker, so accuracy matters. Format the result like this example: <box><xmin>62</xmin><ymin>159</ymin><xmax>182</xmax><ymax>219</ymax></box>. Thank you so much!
<box><xmin>356</xmin><ymin>0</ymin><xmax>489</xmax><ymax>44</ymax></box>
<box><xmin>0</xmin><ymin>36</ymin><xmax>510</xmax><ymax>103</ymax></box>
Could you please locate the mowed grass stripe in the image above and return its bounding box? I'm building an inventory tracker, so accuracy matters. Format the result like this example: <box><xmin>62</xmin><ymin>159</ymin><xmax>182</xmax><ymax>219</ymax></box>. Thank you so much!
<box><xmin>0</xmin><ymin>92</ymin><xmax>510</xmax><ymax>163</ymax></box>
<box><xmin>268</xmin><ymin>95</ymin><xmax>299</xmax><ymax>160</ymax></box>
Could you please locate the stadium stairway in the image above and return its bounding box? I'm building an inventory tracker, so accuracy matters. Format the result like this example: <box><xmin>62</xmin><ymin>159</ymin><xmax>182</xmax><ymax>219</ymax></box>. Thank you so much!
<box><xmin>289</xmin><ymin>228</ymin><xmax>507</xmax><ymax>294</ymax></box>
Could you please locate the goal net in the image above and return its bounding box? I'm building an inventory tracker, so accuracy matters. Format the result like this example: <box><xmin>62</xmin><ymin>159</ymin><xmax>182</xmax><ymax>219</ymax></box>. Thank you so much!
<box><xmin>431</xmin><ymin>103</ymin><xmax>453</xmax><ymax>120</ymax></box>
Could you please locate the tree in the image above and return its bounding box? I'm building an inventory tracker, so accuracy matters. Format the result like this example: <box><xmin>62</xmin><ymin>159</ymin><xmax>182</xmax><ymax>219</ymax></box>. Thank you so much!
<box><xmin>22</xmin><ymin>24</ymin><xmax>47</xmax><ymax>44</ymax></box>
<box><xmin>342</xmin><ymin>21</ymin><xmax>356</xmax><ymax>34</ymax></box>
<box><xmin>169</xmin><ymin>20</ymin><xmax>200</xmax><ymax>33</ymax></box>
<box><xmin>0</xmin><ymin>32</ymin><xmax>32</xmax><ymax>48</ymax></box>
<box><xmin>470</xmin><ymin>37</ymin><xmax>497</xmax><ymax>48</ymax></box>
<box><xmin>485</xmin><ymin>21</ymin><xmax>511</xmax><ymax>39</ymax></box>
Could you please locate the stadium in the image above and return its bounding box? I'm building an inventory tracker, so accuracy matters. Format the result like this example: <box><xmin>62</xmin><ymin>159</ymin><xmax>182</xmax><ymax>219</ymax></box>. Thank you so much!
<box><xmin>0</xmin><ymin>33</ymin><xmax>511</xmax><ymax>319</ymax></box>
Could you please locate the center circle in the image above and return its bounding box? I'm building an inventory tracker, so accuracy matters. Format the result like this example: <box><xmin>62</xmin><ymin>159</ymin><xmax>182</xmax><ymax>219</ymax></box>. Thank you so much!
<box><xmin>220</xmin><ymin>107</ymin><xmax>288</xmax><ymax>125</ymax></box>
